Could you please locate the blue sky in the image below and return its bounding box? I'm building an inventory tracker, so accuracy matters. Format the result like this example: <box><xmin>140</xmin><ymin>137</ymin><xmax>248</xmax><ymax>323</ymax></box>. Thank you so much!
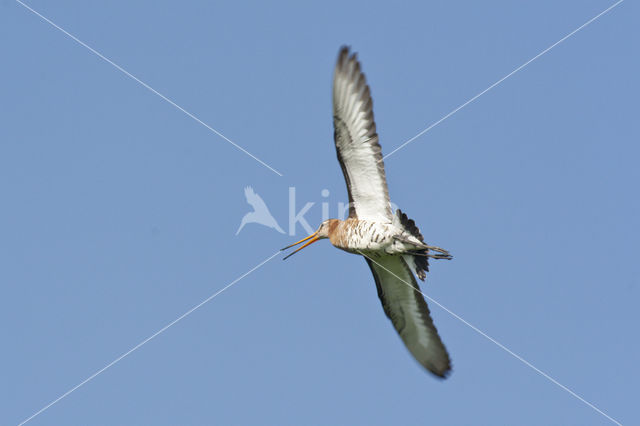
<box><xmin>1</xmin><ymin>1</ymin><xmax>638</xmax><ymax>424</ymax></box>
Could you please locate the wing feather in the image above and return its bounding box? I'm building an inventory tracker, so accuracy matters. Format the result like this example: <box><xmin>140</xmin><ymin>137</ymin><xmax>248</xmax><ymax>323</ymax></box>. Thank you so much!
<box><xmin>365</xmin><ymin>255</ymin><xmax>451</xmax><ymax>377</ymax></box>
<box><xmin>333</xmin><ymin>47</ymin><xmax>392</xmax><ymax>222</ymax></box>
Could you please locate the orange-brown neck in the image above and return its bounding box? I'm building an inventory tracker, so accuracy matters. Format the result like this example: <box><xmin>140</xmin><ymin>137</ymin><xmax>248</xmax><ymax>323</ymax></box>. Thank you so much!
<box><xmin>327</xmin><ymin>218</ymin><xmax>342</xmax><ymax>246</ymax></box>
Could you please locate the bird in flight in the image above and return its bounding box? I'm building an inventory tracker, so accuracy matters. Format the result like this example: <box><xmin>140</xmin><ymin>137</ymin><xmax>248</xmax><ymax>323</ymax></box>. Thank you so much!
<box><xmin>282</xmin><ymin>47</ymin><xmax>453</xmax><ymax>378</ymax></box>
<box><xmin>236</xmin><ymin>186</ymin><xmax>285</xmax><ymax>235</ymax></box>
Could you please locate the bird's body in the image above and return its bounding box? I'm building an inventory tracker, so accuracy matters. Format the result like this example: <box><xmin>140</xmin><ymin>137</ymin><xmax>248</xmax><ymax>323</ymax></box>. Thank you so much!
<box><xmin>283</xmin><ymin>47</ymin><xmax>453</xmax><ymax>378</ymax></box>
<box><xmin>327</xmin><ymin>218</ymin><xmax>438</xmax><ymax>256</ymax></box>
<box><xmin>328</xmin><ymin>219</ymin><xmax>399</xmax><ymax>253</ymax></box>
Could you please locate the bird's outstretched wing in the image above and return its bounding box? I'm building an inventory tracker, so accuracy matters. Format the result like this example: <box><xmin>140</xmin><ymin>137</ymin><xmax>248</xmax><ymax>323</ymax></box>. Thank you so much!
<box><xmin>365</xmin><ymin>255</ymin><xmax>451</xmax><ymax>377</ymax></box>
<box><xmin>333</xmin><ymin>47</ymin><xmax>392</xmax><ymax>222</ymax></box>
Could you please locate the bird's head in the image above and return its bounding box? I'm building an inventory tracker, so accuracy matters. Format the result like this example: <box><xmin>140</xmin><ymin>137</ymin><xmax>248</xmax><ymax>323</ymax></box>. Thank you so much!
<box><xmin>281</xmin><ymin>219</ymin><xmax>338</xmax><ymax>260</ymax></box>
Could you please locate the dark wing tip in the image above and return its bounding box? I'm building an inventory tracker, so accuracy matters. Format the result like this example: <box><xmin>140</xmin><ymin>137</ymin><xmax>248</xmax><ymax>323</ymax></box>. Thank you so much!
<box><xmin>336</xmin><ymin>46</ymin><xmax>362</xmax><ymax>77</ymax></box>
<box><xmin>333</xmin><ymin>46</ymin><xmax>376</xmax><ymax>131</ymax></box>
<box><xmin>420</xmin><ymin>335</ymin><xmax>452</xmax><ymax>379</ymax></box>
<box><xmin>430</xmin><ymin>362</ymin><xmax>453</xmax><ymax>379</ymax></box>
<box><xmin>337</xmin><ymin>45</ymin><xmax>351</xmax><ymax>67</ymax></box>
<box><xmin>426</xmin><ymin>343</ymin><xmax>452</xmax><ymax>378</ymax></box>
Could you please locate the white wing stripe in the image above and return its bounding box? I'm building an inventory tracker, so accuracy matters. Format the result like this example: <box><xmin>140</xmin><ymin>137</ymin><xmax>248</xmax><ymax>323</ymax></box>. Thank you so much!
<box><xmin>333</xmin><ymin>47</ymin><xmax>392</xmax><ymax>222</ymax></box>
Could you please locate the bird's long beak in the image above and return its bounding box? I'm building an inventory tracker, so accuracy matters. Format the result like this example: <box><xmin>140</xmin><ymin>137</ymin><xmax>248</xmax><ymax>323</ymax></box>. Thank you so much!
<box><xmin>281</xmin><ymin>232</ymin><xmax>320</xmax><ymax>260</ymax></box>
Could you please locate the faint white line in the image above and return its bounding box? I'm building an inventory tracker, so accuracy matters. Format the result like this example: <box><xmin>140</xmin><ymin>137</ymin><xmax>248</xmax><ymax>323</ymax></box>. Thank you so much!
<box><xmin>17</xmin><ymin>250</ymin><xmax>282</xmax><ymax>426</ymax></box>
<box><xmin>358</xmin><ymin>252</ymin><xmax>622</xmax><ymax>425</ymax></box>
<box><xmin>15</xmin><ymin>0</ymin><xmax>284</xmax><ymax>177</ymax></box>
<box><xmin>382</xmin><ymin>0</ymin><xmax>624</xmax><ymax>161</ymax></box>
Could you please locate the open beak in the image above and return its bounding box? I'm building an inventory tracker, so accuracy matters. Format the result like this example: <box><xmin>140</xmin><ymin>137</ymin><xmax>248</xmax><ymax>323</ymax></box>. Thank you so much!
<box><xmin>281</xmin><ymin>232</ymin><xmax>320</xmax><ymax>260</ymax></box>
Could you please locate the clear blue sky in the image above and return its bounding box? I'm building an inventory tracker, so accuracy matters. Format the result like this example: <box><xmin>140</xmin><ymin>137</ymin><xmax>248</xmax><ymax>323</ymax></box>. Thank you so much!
<box><xmin>1</xmin><ymin>1</ymin><xmax>638</xmax><ymax>425</ymax></box>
